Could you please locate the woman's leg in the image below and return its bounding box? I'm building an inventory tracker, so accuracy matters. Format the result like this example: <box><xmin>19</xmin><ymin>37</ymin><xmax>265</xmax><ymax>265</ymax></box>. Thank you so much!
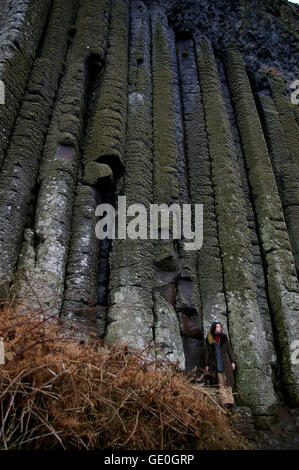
<box><xmin>217</xmin><ymin>372</ymin><xmax>235</xmax><ymax>405</ymax></box>
<box><xmin>222</xmin><ymin>372</ymin><xmax>234</xmax><ymax>404</ymax></box>
<box><xmin>217</xmin><ymin>372</ymin><xmax>227</xmax><ymax>405</ymax></box>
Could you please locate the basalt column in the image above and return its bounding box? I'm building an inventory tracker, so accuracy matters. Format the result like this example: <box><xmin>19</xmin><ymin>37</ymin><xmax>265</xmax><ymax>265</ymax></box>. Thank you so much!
<box><xmin>265</xmin><ymin>76</ymin><xmax>299</xmax><ymax>275</ymax></box>
<box><xmin>99</xmin><ymin>0</ymin><xmax>155</xmax><ymax>349</ymax></box>
<box><xmin>61</xmin><ymin>0</ymin><xmax>128</xmax><ymax>334</ymax></box>
<box><xmin>216</xmin><ymin>59</ymin><xmax>278</xmax><ymax>376</ymax></box>
<box><xmin>196</xmin><ymin>39</ymin><xmax>278</xmax><ymax>418</ymax></box>
<box><xmin>174</xmin><ymin>37</ymin><xmax>204</xmax><ymax>370</ymax></box>
<box><xmin>269</xmin><ymin>76</ymin><xmax>299</xmax><ymax>173</ymax></box>
<box><xmin>227</xmin><ymin>49</ymin><xmax>299</xmax><ymax>406</ymax></box>
<box><xmin>11</xmin><ymin>0</ymin><xmax>110</xmax><ymax>316</ymax></box>
<box><xmin>176</xmin><ymin>36</ymin><xmax>227</xmax><ymax>346</ymax></box>
<box><xmin>0</xmin><ymin>0</ymin><xmax>52</xmax><ymax>169</ymax></box>
<box><xmin>258</xmin><ymin>92</ymin><xmax>299</xmax><ymax>290</ymax></box>
<box><xmin>0</xmin><ymin>0</ymin><xmax>78</xmax><ymax>298</ymax></box>
<box><xmin>151</xmin><ymin>10</ymin><xmax>184</xmax><ymax>368</ymax></box>
<box><xmin>175</xmin><ymin>35</ymin><xmax>204</xmax><ymax>370</ymax></box>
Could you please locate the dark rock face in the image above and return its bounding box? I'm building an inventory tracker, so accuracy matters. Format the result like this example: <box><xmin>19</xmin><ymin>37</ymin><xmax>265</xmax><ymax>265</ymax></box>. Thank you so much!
<box><xmin>0</xmin><ymin>0</ymin><xmax>298</xmax><ymax>426</ymax></box>
<box><xmin>165</xmin><ymin>0</ymin><xmax>299</xmax><ymax>88</ymax></box>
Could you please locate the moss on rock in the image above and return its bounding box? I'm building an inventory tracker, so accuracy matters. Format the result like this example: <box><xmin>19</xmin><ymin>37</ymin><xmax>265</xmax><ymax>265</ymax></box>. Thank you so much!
<box><xmin>197</xmin><ymin>39</ymin><xmax>277</xmax><ymax>416</ymax></box>
<box><xmin>227</xmin><ymin>48</ymin><xmax>299</xmax><ymax>406</ymax></box>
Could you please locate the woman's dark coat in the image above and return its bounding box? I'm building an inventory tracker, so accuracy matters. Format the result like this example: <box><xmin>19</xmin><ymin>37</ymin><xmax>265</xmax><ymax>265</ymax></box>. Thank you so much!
<box><xmin>204</xmin><ymin>333</ymin><xmax>236</xmax><ymax>387</ymax></box>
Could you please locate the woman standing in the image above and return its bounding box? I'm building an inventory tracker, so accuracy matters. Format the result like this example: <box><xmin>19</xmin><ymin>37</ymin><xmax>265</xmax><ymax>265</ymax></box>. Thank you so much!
<box><xmin>205</xmin><ymin>322</ymin><xmax>236</xmax><ymax>409</ymax></box>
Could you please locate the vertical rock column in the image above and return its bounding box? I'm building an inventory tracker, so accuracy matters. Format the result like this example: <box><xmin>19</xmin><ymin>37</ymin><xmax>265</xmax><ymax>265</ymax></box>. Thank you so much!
<box><xmin>0</xmin><ymin>0</ymin><xmax>52</xmax><ymax>167</ymax></box>
<box><xmin>0</xmin><ymin>0</ymin><xmax>78</xmax><ymax>296</ymax></box>
<box><xmin>60</xmin><ymin>181</ymin><xmax>105</xmax><ymax>333</ymax></box>
<box><xmin>81</xmin><ymin>0</ymin><xmax>128</xmax><ymax>175</ymax></box>
<box><xmin>196</xmin><ymin>39</ymin><xmax>277</xmax><ymax>416</ymax></box>
<box><xmin>227</xmin><ymin>49</ymin><xmax>299</xmax><ymax>406</ymax></box>
<box><xmin>151</xmin><ymin>10</ymin><xmax>184</xmax><ymax>368</ymax></box>
<box><xmin>104</xmin><ymin>0</ymin><xmax>155</xmax><ymax>350</ymax></box>
<box><xmin>11</xmin><ymin>0</ymin><xmax>110</xmax><ymax>316</ymax></box>
<box><xmin>176</xmin><ymin>37</ymin><xmax>227</xmax><ymax>342</ymax></box>
<box><xmin>266</xmin><ymin>76</ymin><xmax>299</xmax><ymax>275</ymax></box>
<box><xmin>173</xmin><ymin>37</ymin><xmax>205</xmax><ymax>371</ymax></box>
<box><xmin>268</xmin><ymin>76</ymin><xmax>299</xmax><ymax>172</ymax></box>
<box><xmin>85</xmin><ymin>0</ymin><xmax>129</xmax><ymax>337</ymax></box>
<box><xmin>62</xmin><ymin>0</ymin><xmax>129</xmax><ymax>337</ymax></box>
<box><xmin>258</xmin><ymin>93</ymin><xmax>299</xmax><ymax>280</ymax></box>
<box><xmin>217</xmin><ymin>60</ymin><xmax>277</xmax><ymax>373</ymax></box>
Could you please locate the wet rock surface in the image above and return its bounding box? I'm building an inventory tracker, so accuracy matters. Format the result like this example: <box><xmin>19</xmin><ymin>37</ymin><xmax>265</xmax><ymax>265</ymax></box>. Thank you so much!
<box><xmin>0</xmin><ymin>0</ymin><xmax>298</xmax><ymax>429</ymax></box>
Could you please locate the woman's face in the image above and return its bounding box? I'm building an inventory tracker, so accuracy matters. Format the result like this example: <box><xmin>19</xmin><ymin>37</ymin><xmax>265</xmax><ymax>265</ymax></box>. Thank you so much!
<box><xmin>215</xmin><ymin>323</ymin><xmax>222</xmax><ymax>334</ymax></box>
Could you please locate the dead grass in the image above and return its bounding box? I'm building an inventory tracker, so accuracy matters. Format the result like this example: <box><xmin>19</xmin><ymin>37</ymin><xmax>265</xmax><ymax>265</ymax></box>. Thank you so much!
<box><xmin>0</xmin><ymin>300</ymin><xmax>249</xmax><ymax>450</ymax></box>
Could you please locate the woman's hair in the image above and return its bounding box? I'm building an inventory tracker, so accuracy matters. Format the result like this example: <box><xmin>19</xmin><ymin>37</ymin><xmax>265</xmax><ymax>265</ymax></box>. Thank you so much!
<box><xmin>210</xmin><ymin>321</ymin><xmax>222</xmax><ymax>336</ymax></box>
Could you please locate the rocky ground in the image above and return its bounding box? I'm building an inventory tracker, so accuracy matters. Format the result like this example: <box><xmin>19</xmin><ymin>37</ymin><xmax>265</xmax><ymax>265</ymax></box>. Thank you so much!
<box><xmin>229</xmin><ymin>405</ymin><xmax>299</xmax><ymax>450</ymax></box>
<box><xmin>252</xmin><ymin>406</ymin><xmax>299</xmax><ymax>450</ymax></box>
